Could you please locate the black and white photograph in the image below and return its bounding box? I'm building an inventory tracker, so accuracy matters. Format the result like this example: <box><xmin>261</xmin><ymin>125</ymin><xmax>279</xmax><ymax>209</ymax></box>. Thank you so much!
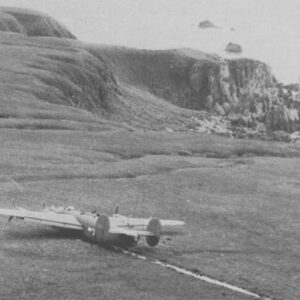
<box><xmin>0</xmin><ymin>1</ymin><xmax>299</xmax><ymax>299</ymax></box>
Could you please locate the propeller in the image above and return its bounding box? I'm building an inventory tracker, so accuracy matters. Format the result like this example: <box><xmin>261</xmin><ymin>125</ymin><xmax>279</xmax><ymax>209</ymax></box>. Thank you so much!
<box><xmin>8</xmin><ymin>216</ymin><xmax>13</xmax><ymax>223</ymax></box>
<box><xmin>114</xmin><ymin>205</ymin><xmax>119</xmax><ymax>214</ymax></box>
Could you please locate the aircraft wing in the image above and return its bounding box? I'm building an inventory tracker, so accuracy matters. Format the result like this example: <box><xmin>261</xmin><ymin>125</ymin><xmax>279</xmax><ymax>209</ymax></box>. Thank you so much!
<box><xmin>109</xmin><ymin>226</ymin><xmax>154</xmax><ymax>237</ymax></box>
<box><xmin>0</xmin><ymin>208</ymin><xmax>83</xmax><ymax>230</ymax></box>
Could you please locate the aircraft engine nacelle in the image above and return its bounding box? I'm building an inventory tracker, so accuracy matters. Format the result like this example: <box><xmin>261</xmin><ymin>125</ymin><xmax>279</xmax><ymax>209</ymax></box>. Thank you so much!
<box><xmin>146</xmin><ymin>218</ymin><xmax>161</xmax><ymax>247</ymax></box>
<box><xmin>94</xmin><ymin>214</ymin><xmax>111</xmax><ymax>244</ymax></box>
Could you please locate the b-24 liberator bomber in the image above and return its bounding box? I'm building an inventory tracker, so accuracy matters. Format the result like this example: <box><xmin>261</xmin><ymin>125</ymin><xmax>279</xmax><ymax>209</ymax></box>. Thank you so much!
<box><xmin>0</xmin><ymin>205</ymin><xmax>184</xmax><ymax>247</ymax></box>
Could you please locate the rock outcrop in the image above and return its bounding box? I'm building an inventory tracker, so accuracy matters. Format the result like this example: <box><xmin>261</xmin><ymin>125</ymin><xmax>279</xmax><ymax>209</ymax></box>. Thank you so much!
<box><xmin>198</xmin><ymin>20</ymin><xmax>218</xmax><ymax>29</ymax></box>
<box><xmin>225</xmin><ymin>43</ymin><xmax>242</xmax><ymax>53</ymax></box>
<box><xmin>189</xmin><ymin>58</ymin><xmax>275</xmax><ymax>114</ymax></box>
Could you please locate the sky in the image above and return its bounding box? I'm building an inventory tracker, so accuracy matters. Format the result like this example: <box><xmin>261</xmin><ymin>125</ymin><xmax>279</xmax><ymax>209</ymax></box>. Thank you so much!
<box><xmin>0</xmin><ymin>0</ymin><xmax>299</xmax><ymax>83</ymax></box>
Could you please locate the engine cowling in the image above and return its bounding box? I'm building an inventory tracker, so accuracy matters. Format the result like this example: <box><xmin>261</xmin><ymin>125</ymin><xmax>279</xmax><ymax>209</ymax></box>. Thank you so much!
<box><xmin>146</xmin><ymin>218</ymin><xmax>161</xmax><ymax>247</ymax></box>
<box><xmin>94</xmin><ymin>214</ymin><xmax>110</xmax><ymax>244</ymax></box>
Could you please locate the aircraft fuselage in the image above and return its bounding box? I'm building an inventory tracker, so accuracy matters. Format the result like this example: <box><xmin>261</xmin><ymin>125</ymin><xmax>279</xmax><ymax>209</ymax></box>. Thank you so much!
<box><xmin>67</xmin><ymin>210</ymin><xmax>138</xmax><ymax>245</ymax></box>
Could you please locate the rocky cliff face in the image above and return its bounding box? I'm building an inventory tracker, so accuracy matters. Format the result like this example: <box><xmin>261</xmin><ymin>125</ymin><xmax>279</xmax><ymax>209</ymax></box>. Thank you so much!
<box><xmin>196</xmin><ymin>58</ymin><xmax>276</xmax><ymax>115</ymax></box>
<box><xmin>164</xmin><ymin>54</ymin><xmax>274</xmax><ymax>117</ymax></box>
<box><xmin>189</xmin><ymin>56</ymin><xmax>299</xmax><ymax>133</ymax></box>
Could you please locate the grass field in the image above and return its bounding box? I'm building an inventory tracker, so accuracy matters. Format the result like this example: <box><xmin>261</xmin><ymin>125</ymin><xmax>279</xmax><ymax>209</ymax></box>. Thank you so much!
<box><xmin>0</xmin><ymin>129</ymin><xmax>299</xmax><ymax>300</ymax></box>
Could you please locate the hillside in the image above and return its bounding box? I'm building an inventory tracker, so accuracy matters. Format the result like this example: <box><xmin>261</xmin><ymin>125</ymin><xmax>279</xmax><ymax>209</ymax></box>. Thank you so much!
<box><xmin>0</xmin><ymin>7</ymin><xmax>298</xmax><ymax>136</ymax></box>
<box><xmin>0</xmin><ymin>7</ymin><xmax>76</xmax><ymax>38</ymax></box>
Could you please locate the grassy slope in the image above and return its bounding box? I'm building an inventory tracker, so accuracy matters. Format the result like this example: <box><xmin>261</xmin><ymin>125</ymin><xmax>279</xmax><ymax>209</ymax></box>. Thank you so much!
<box><xmin>87</xmin><ymin>44</ymin><xmax>221</xmax><ymax>111</ymax></box>
<box><xmin>0</xmin><ymin>7</ymin><xmax>76</xmax><ymax>38</ymax></box>
<box><xmin>0</xmin><ymin>32</ymin><xmax>212</xmax><ymax>131</ymax></box>
<box><xmin>0</xmin><ymin>34</ymin><xmax>115</xmax><ymax>129</ymax></box>
<box><xmin>0</xmin><ymin>130</ymin><xmax>299</xmax><ymax>300</ymax></box>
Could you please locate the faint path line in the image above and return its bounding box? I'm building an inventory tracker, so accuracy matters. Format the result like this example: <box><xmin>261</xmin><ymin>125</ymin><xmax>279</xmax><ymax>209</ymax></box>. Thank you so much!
<box><xmin>111</xmin><ymin>246</ymin><xmax>272</xmax><ymax>300</ymax></box>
